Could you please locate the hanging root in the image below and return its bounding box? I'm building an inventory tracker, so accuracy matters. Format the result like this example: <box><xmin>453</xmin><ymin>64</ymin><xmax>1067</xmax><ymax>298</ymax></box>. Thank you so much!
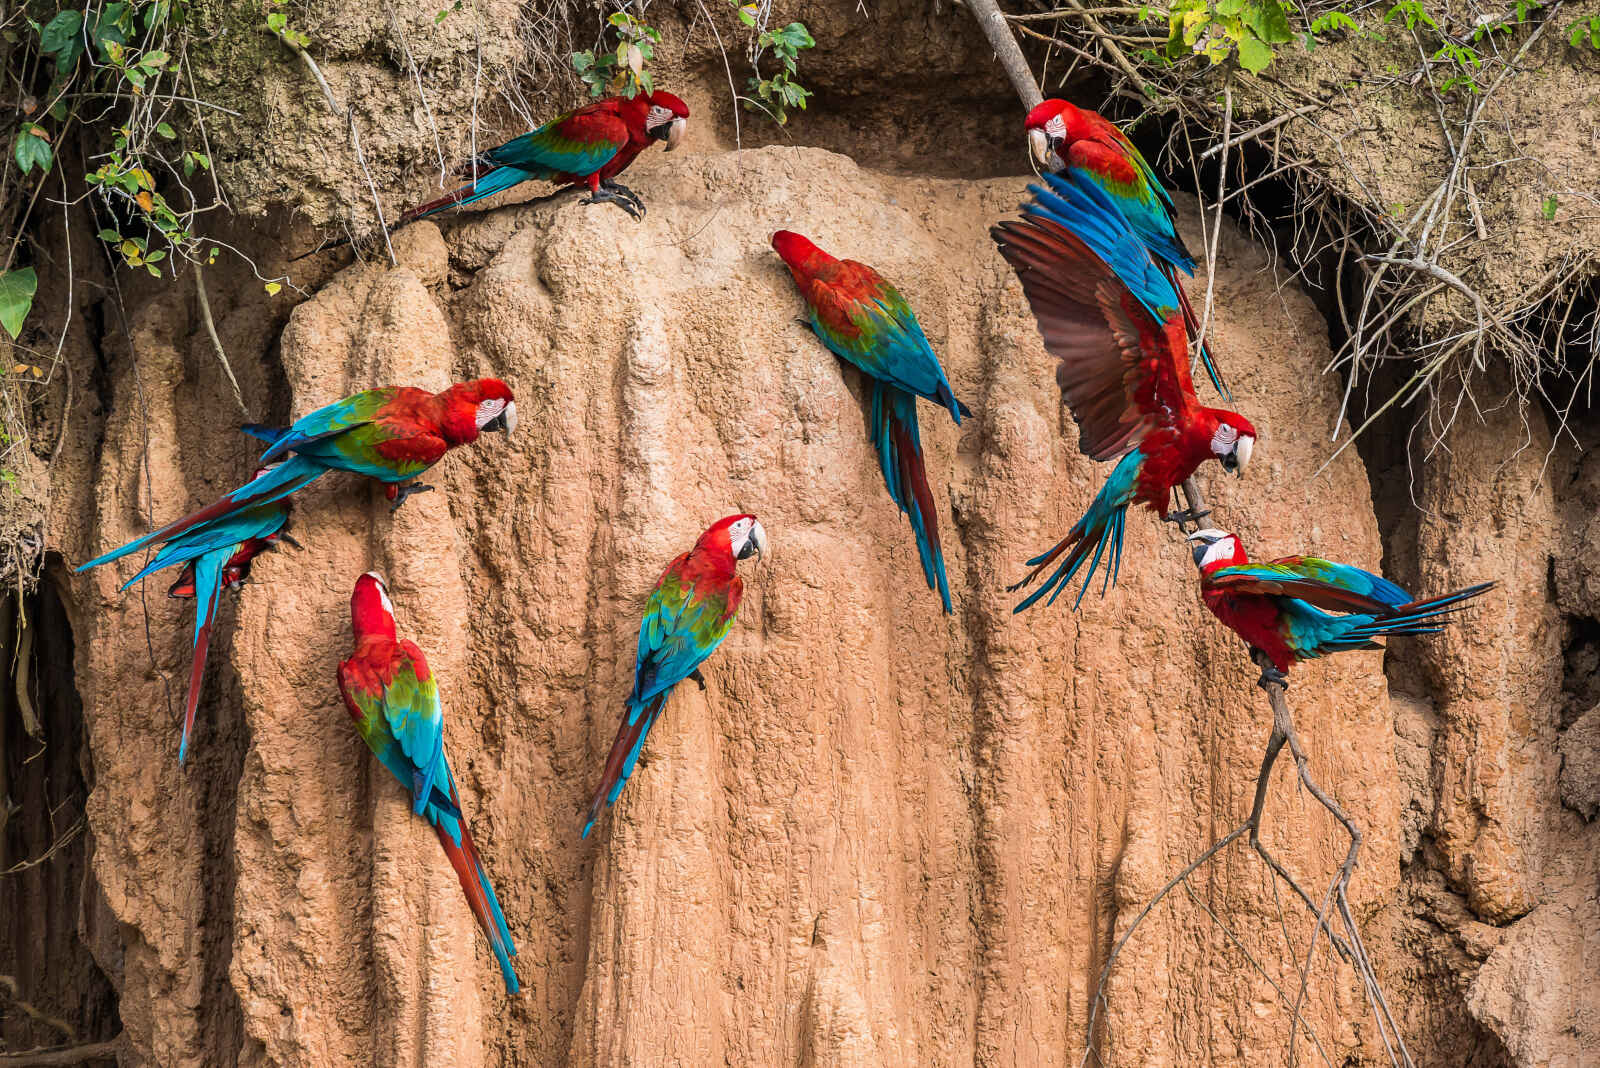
<box><xmin>1076</xmin><ymin>649</ymin><xmax>1412</xmax><ymax>1067</ymax></box>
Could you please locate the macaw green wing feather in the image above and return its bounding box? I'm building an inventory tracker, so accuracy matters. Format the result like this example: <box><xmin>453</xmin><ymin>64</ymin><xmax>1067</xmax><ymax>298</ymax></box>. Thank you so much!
<box><xmin>486</xmin><ymin>108</ymin><xmax>627</xmax><ymax>177</ymax></box>
<box><xmin>256</xmin><ymin>388</ymin><xmax>399</xmax><ymax>462</ymax></box>
<box><xmin>632</xmin><ymin>570</ymin><xmax>736</xmax><ymax>705</ymax></box>
<box><xmin>380</xmin><ymin>645</ymin><xmax>447</xmax><ymax>815</ymax></box>
<box><xmin>1205</xmin><ymin>558</ymin><xmax>1410</xmax><ymax>614</ymax></box>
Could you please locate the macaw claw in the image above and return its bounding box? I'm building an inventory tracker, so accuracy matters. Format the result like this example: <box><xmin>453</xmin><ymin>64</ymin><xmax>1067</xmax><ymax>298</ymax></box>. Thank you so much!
<box><xmin>689</xmin><ymin>667</ymin><xmax>707</xmax><ymax>691</ymax></box>
<box><xmin>1162</xmin><ymin>506</ymin><xmax>1211</xmax><ymax>527</ymax></box>
<box><xmin>601</xmin><ymin>180</ymin><xmax>647</xmax><ymax>216</ymax></box>
<box><xmin>1255</xmin><ymin>664</ymin><xmax>1290</xmax><ymax>692</ymax></box>
<box><xmin>583</xmin><ymin>186</ymin><xmax>643</xmax><ymax>221</ymax></box>
<box><xmin>390</xmin><ymin>482</ymin><xmax>435</xmax><ymax>512</ymax></box>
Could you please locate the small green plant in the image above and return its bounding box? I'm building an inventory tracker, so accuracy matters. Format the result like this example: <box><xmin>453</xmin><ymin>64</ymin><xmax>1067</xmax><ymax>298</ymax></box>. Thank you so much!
<box><xmin>742</xmin><ymin>19</ymin><xmax>814</xmax><ymax>123</ymax></box>
<box><xmin>1166</xmin><ymin>0</ymin><xmax>1294</xmax><ymax>73</ymax></box>
<box><xmin>571</xmin><ymin>11</ymin><xmax>661</xmax><ymax>98</ymax></box>
<box><xmin>1542</xmin><ymin>194</ymin><xmax>1558</xmax><ymax>220</ymax></box>
<box><xmin>1567</xmin><ymin>13</ymin><xmax>1600</xmax><ymax>48</ymax></box>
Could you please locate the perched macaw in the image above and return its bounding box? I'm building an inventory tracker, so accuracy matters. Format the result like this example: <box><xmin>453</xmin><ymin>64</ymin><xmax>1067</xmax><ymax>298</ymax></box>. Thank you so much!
<box><xmin>139</xmin><ymin>482</ymin><xmax>295</xmax><ymax>764</ymax></box>
<box><xmin>1185</xmin><ymin>529</ymin><xmax>1494</xmax><ymax>687</ymax></box>
<box><xmin>77</xmin><ymin>379</ymin><xmax>516</xmax><ymax>577</ymax></box>
<box><xmin>992</xmin><ymin>174</ymin><xmax>1257</xmax><ymax>612</ymax></box>
<box><xmin>338</xmin><ymin>572</ymin><xmax>519</xmax><ymax>994</ymax></box>
<box><xmin>401</xmin><ymin>91</ymin><xmax>690</xmax><ymax>224</ymax></box>
<box><xmin>771</xmin><ymin>231</ymin><xmax>968</xmax><ymax>613</ymax></box>
<box><xmin>1023</xmin><ymin>99</ymin><xmax>1228</xmax><ymax>399</ymax></box>
<box><xmin>583</xmin><ymin>514</ymin><xmax>767</xmax><ymax>839</ymax></box>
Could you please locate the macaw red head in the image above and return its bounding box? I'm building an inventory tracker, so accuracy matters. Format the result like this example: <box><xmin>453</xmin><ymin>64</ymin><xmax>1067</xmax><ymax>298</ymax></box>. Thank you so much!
<box><xmin>1024</xmin><ymin>99</ymin><xmax>1086</xmax><ymax>172</ymax></box>
<box><xmin>436</xmin><ymin>378</ymin><xmax>517</xmax><ymax>445</ymax></box>
<box><xmin>698</xmin><ymin>514</ymin><xmax>769</xmax><ymax>565</ymax></box>
<box><xmin>644</xmin><ymin>90</ymin><xmax>689</xmax><ymax>151</ymax></box>
<box><xmin>350</xmin><ymin>571</ymin><xmax>399</xmax><ymax>642</ymax></box>
<box><xmin>1203</xmin><ymin>410</ymin><xmax>1257</xmax><ymax>477</ymax></box>
<box><xmin>1186</xmin><ymin>528</ymin><xmax>1248</xmax><ymax>573</ymax></box>
<box><xmin>770</xmin><ymin>230</ymin><xmax>830</xmax><ymax>285</ymax></box>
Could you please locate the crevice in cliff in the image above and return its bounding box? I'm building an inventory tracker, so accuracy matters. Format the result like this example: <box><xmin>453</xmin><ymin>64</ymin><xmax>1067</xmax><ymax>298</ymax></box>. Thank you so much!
<box><xmin>0</xmin><ymin>563</ymin><xmax>120</xmax><ymax>1057</ymax></box>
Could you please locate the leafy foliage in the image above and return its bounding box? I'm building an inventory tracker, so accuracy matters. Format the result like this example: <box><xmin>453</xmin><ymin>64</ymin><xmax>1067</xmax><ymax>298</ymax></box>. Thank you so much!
<box><xmin>571</xmin><ymin>11</ymin><xmax>661</xmax><ymax>98</ymax></box>
<box><xmin>1166</xmin><ymin>0</ymin><xmax>1294</xmax><ymax>73</ymax></box>
<box><xmin>0</xmin><ymin>268</ymin><xmax>38</xmax><ymax>340</ymax></box>
<box><xmin>743</xmin><ymin>19</ymin><xmax>814</xmax><ymax>123</ymax></box>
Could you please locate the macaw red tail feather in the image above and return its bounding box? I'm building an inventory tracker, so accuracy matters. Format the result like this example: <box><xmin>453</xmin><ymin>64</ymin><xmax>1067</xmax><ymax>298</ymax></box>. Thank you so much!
<box><xmin>582</xmin><ymin>692</ymin><xmax>669</xmax><ymax>839</ymax></box>
<box><xmin>873</xmin><ymin>383</ymin><xmax>952</xmax><ymax>613</ymax></box>
<box><xmin>179</xmin><ymin>577</ymin><xmax>225</xmax><ymax>765</ymax></box>
<box><xmin>434</xmin><ymin>802</ymin><xmax>520</xmax><ymax>994</ymax></box>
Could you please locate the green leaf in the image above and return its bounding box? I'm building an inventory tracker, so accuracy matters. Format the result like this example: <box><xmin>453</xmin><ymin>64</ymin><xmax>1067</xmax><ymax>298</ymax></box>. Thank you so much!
<box><xmin>1214</xmin><ymin>0</ymin><xmax>1244</xmax><ymax>17</ymax></box>
<box><xmin>13</xmin><ymin>125</ymin><xmax>53</xmax><ymax>175</ymax></box>
<box><xmin>0</xmin><ymin>268</ymin><xmax>38</xmax><ymax>340</ymax></box>
<box><xmin>1245</xmin><ymin>0</ymin><xmax>1293</xmax><ymax>43</ymax></box>
<box><xmin>96</xmin><ymin>228</ymin><xmax>120</xmax><ymax>242</ymax></box>
<box><xmin>1542</xmin><ymin>194</ymin><xmax>1558</xmax><ymax>220</ymax></box>
<box><xmin>39</xmin><ymin>10</ymin><xmax>82</xmax><ymax>54</ymax></box>
<box><xmin>156</xmin><ymin>121</ymin><xmax>176</xmax><ymax>139</ymax></box>
<box><xmin>1236</xmin><ymin>31</ymin><xmax>1273</xmax><ymax>71</ymax></box>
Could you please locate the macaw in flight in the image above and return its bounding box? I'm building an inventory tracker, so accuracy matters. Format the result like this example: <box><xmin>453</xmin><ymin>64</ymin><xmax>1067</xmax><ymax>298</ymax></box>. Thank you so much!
<box><xmin>338</xmin><ymin>572</ymin><xmax>520</xmax><ymax>994</ymax></box>
<box><xmin>992</xmin><ymin>172</ymin><xmax>1257</xmax><ymax>613</ymax></box>
<box><xmin>77</xmin><ymin>379</ymin><xmax>516</xmax><ymax>577</ymax></box>
<box><xmin>1023</xmin><ymin>99</ymin><xmax>1228</xmax><ymax>399</ymax></box>
<box><xmin>1186</xmin><ymin>528</ymin><xmax>1494</xmax><ymax>687</ymax></box>
<box><xmin>771</xmin><ymin>230</ymin><xmax>969</xmax><ymax>613</ymax></box>
<box><xmin>583</xmin><ymin>515</ymin><xmax>767</xmax><ymax>839</ymax></box>
<box><xmin>401</xmin><ymin>90</ymin><xmax>690</xmax><ymax>224</ymax></box>
<box><xmin>131</xmin><ymin>475</ymin><xmax>295</xmax><ymax>764</ymax></box>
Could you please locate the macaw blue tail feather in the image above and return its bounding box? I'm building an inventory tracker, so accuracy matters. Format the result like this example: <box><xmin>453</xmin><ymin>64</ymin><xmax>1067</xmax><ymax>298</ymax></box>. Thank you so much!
<box><xmin>403</xmin><ymin>164</ymin><xmax>534</xmax><ymax>224</ymax></box>
<box><xmin>1345</xmin><ymin>582</ymin><xmax>1495</xmax><ymax>641</ymax></box>
<box><xmin>872</xmin><ymin>382</ymin><xmax>953</xmax><ymax>614</ymax></box>
<box><xmin>431</xmin><ymin>780</ymin><xmax>520</xmax><ymax>994</ymax></box>
<box><xmin>178</xmin><ymin>548</ymin><xmax>230</xmax><ymax>765</ymax></box>
<box><xmin>79</xmin><ymin>456</ymin><xmax>325</xmax><ymax>572</ymax></box>
<box><xmin>1010</xmin><ymin>451</ymin><xmax>1141</xmax><ymax>614</ymax></box>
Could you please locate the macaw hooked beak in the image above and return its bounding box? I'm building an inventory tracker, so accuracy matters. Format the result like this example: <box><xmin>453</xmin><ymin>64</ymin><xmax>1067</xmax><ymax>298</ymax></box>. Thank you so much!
<box><xmin>1027</xmin><ymin>128</ymin><xmax>1055</xmax><ymax>170</ymax></box>
<box><xmin>485</xmin><ymin>401</ymin><xmax>517</xmax><ymax>435</ymax></box>
<box><xmin>663</xmin><ymin>117</ymin><xmax>687</xmax><ymax>152</ymax></box>
<box><xmin>1233</xmin><ymin>436</ymin><xmax>1253</xmax><ymax>477</ymax></box>
<box><xmin>1185</xmin><ymin>528</ymin><xmax>1227</xmax><ymax>567</ymax></box>
<box><xmin>738</xmin><ymin>520</ymin><xmax>769</xmax><ymax>563</ymax></box>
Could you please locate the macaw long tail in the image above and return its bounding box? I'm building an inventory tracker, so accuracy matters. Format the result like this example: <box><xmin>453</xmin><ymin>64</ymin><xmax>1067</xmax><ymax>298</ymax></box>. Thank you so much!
<box><xmin>872</xmin><ymin>383</ymin><xmax>953</xmax><ymax>614</ymax></box>
<box><xmin>1168</xmin><ymin>264</ymin><xmax>1230</xmax><ymax>402</ymax></box>
<box><xmin>1009</xmin><ymin>452</ymin><xmax>1141</xmax><ymax>614</ymax></box>
<box><xmin>179</xmin><ymin>550</ymin><xmax>230</xmax><ymax>765</ymax></box>
<box><xmin>1341</xmin><ymin>581</ymin><xmax>1497</xmax><ymax>643</ymax></box>
<box><xmin>434</xmin><ymin>801</ymin><xmax>520</xmax><ymax>995</ymax></box>
<box><xmin>78</xmin><ymin>456</ymin><xmax>326</xmax><ymax>572</ymax></box>
<box><xmin>401</xmin><ymin>164</ymin><xmax>532</xmax><ymax>224</ymax></box>
<box><xmin>582</xmin><ymin>692</ymin><xmax>669</xmax><ymax>839</ymax></box>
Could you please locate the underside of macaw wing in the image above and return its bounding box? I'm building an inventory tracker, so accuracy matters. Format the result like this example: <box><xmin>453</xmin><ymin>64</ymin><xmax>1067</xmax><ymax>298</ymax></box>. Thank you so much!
<box><xmin>871</xmin><ymin>382</ymin><xmax>952</xmax><ymax>613</ymax></box>
<box><xmin>177</xmin><ymin>548</ymin><xmax>230</xmax><ymax>765</ymax></box>
<box><xmin>991</xmin><ymin>213</ymin><xmax>1193</xmax><ymax>461</ymax></box>
<box><xmin>1010</xmin><ymin>449</ymin><xmax>1140</xmax><ymax>613</ymax></box>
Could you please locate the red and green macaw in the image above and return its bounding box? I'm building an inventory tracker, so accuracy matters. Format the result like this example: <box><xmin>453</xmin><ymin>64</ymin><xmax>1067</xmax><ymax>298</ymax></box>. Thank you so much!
<box><xmin>338</xmin><ymin>572</ymin><xmax>519</xmax><ymax>994</ymax></box>
<box><xmin>1186</xmin><ymin>529</ymin><xmax>1495</xmax><ymax>687</ymax></box>
<box><xmin>583</xmin><ymin>515</ymin><xmax>767</xmax><ymax>839</ymax></box>
<box><xmin>1024</xmin><ymin>99</ymin><xmax>1228</xmax><ymax>399</ymax></box>
<box><xmin>992</xmin><ymin>172</ymin><xmax>1257</xmax><ymax>612</ymax></box>
<box><xmin>141</xmin><ymin>477</ymin><xmax>295</xmax><ymax>764</ymax></box>
<box><xmin>402</xmin><ymin>91</ymin><xmax>690</xmax><ymax>223</ymax></box>
<box><xmin>771</xmin><ymin>231</ymin><xmax>968</xmax><ymax>614</ymax></box>
<box><xmin>76</xmin><ymin>379</ymin><xmax>516</xmax><ymax>576</ymax></box>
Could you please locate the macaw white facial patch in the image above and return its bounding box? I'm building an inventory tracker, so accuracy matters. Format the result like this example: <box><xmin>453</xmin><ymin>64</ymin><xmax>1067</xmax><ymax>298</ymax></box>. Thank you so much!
<box><xmin>475</xmin><ymin>398</ymin><xmax>507</xmax><ymax>429</ymax></box>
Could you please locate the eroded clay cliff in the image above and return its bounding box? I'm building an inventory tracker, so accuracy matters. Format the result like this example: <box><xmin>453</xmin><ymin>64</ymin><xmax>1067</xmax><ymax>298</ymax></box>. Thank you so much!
<box><xmin>3</xmin><ymin>47</ymin><xmax>1596</xmax><ymax>1068</ymax></box>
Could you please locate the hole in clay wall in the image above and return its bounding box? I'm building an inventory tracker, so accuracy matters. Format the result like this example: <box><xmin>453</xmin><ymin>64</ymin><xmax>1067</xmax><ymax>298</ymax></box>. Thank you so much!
<box><xmin>0</xmin><ymin>562</ymin><xmax>120</xmax><ymax>1058</ymax></box>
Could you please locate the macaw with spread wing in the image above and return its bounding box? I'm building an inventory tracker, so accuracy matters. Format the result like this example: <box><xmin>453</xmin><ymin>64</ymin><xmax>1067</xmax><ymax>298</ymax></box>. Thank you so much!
<box><xmin>338</xmin><ymin>572</ymin><xmax>519</xmax><ymax>994</ymax></box>
<box><xmin>1023</xmin><ymin>99</ymin><xmax>1228</xmax><ymax>399</ymax></box>
<box><xmin>582</xmin><ymin>515</ymin><xmax>767</xmax><ymax>839</ymax></box>
<box><xmin>992</xmin><ymin>173</ymin><xmax>1256</xmax><ymax>613</ymax></box>
<box><xmin>401</xmin><ymin>91</ymin><xmax>689</xmax><ymax>223</ymax></box>
<box><xmin>771</xmin><ymin>230</ymin><xmax>969</xmax><ymax>613</ymax></box>
<box><xmin>1186</xmin><ymin>528</ymin><xmax>1494</xmax><ymax>687</ymax></box>
<box><xmin>76</xmin><ymin>379</ymin><xmax>516</xmax><ymax>578</ymax></box>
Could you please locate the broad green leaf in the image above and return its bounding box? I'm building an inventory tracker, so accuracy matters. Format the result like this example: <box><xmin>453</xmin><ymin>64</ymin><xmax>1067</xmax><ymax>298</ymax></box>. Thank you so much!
<box><xmin>0</xmin><ymin>268</ymin><xmax>38</xmax><ymax>340</ymax></box>
<box><xmin>39</xmin><ymin>10</ymin><xmax>82</xmax><ymax>54</ymax></box>
<box><xmin>1245</xmin><ymin>0</ymin><xmax>1293</xmax><ymax>43</ymax></box>
<box><xmin>14</xmin><ymin>126</ymin><xmax>53</xmax><ymax>174</ymax></box>
<box><xmin>156</xmin><ymin>121</ymin><xmax>176</xmax><ymax>138</ymax></box>
<box><xmin>1214</xmin><ymin>0</ymin><xmax>1245</xmax><ymax>17</ymax></box>
<box><xmin>1236</xmin><ymin>31</ymin><xmax>1273</xmax><ymax>71</ymax></box>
